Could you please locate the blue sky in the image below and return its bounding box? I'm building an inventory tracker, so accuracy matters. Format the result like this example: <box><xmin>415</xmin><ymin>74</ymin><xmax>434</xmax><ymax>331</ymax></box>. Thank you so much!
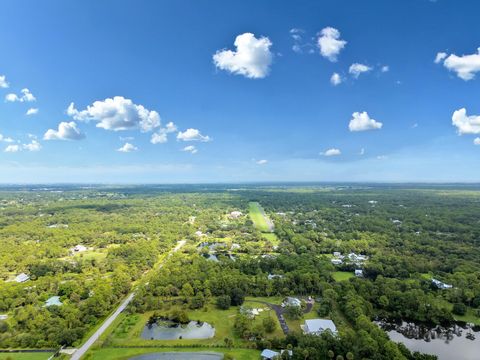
<box><xmin>0</xmin><ymin>0</ymin><xmax>480</xmax><ymax>183</ymax></box>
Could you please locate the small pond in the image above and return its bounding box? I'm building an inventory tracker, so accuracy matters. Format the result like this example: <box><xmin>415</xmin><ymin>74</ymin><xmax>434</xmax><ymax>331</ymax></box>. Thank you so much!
<box><xmin>129</xmin><ymin>352</ymin><xmax>223</xmax><ymax>360</ymax></box>
<box><xmin>198</xmin><ymin>242</ymin><xmax>226</xmax><ymax>251</ymax></box>
<box><xmin>378</xmin><ymin>321</ymin><xmax>479</xmax><ymax>360</ymax></box>
<box><xmin>141</xmin><ymin>320</ymin><xmax>215</xmax><ymax>340</ymax></box>
<box><xmin>202</xmin><ymin>253</ymin><xmax>219</xmax><ymax>262</ymax></box>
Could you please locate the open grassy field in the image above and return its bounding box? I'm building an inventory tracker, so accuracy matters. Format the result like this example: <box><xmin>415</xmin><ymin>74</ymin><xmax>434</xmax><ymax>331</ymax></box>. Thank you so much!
<box><xmin>429</xmin><ymin>297</ymin><xmax>480</xmax><ymax>325</ymax></box>
<box><xmin>0</xmin><ymin>353</ymin><xmax>54</xmax><ymax>360</ymax></box>
<box><xmin>107</xmin><ymin>305</ymin><xmax>240</xmax><ymax>347</ymax></box>
<box><xmin>242</xmin><ymin>300</ymin><xmax>284</xmax><ymax>339</ymax></box>
<box><xmin>261</xmin><ymin>233</ymin><xmax>279</xmax><ymax>246</ymax></box>
<box><xmin>332</xmin><ymin>271</ymin><xmax>354</xmax><ymax>282</ymax></box>
<box><xmin>104</xmin><ymin>297</ymin><xmax>288</xmax><ymax>351</ymax></box>
<box><xmin>454</xmin><ymin>307</ymin><xmax>480</xmax><ymax>325</ymax></box>
<box><xmin>85</xmin><ymin>347</ymin><xmax>260</xmax><ymax>360</ymax></box>
<box><xmin>248</xmin><ymin>202</ymin><xmax>272</xmax><ymax>233</ymax></box>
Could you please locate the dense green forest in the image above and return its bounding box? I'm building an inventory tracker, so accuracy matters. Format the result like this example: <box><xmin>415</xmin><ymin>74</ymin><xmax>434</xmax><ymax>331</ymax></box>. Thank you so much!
<box><xmin>0</xmin><ymin>184</ymin><xmax>479</xmax><ymax>360</ymax></box>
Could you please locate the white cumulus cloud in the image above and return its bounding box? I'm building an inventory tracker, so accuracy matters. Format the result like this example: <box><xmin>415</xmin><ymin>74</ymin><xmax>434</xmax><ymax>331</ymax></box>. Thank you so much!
<box><xmin>5</xmin><ymin>88</ymin><xmax>36</xmax><ymax>102</ymax></box>
<box><xmin>317</xmin><ymin>27</ymin><xmax>346</xmax><ymax>62</ymax></box>
<box><xmin>434</xmin><ymin>52</ymin><xmax>447</xmax><ymax>64</ymax></box>
<box><xmin>67</xmin><ymin>96</ymin><xmax>160</xmax><ymax>132</ymax></box>
<box><xmin>182</xmin><ymin>145</ymin><xmax>198</xmax><ymax>154</ymax></box>
<box><xmin>177</xmin><ymin>128</ymin><xmax>211</xmax><ymax>142</ymax></box>
<box><xmin>452</xmin><ymin>108</ymin><xmax>480</xmax><ymax>134</ymax></box>
<box><xmin>117</xmin><ymin>143</ymin><xmax>138</xmax><ymax>153</ymax></box>
<box><xmin>26</xmin><ymin>108</ymin><xmax>39</xmax><ymax>116</ymax></box>
<box><xmin>4</xmin><ymin>144</ymin><xmax>20</xmax><ymax>153</ymax></box>
<box><xmin>0</xmin><ymin>75</ymin><xmax>9</xmax><ymax>88</ymax></box>
<box><xmin>150</xmin><ymin>121</ymin><xmax>178</xmax><ymax>144</ymax></box>
<box><xmin>322</xmin><ymin>148</ymin><xmax>341</xmax><ymax>157</ymax></box>
<box><xmin>349</xmin><ymin>63</ymin><xmax>372</xmax><ymax>78</ymax></box>
<box><xmin>381</xmin><ymin>65</ymin><xmax>390</xmax><ymax>73</ymax></box>
<box><xmin>474</xmin><ymin>137</ymin><xmax>480</xmax><ymax>145</ymax></box>
<box><xmin>256</xmin><ymin>159</ymin><xmax>268</xmax><ymax>165</ymax></box>
<box><xmin>436</xmin><ymin>48</ymin><xmax>480</xmax><ymax>80</ymax></box>
<box><xmin>151</xmin><ymin>132</ymin><xmax>168</xmax><ymax>144</ymax></box>
<box><xmin>330</xmin><ymin>72</ymin><xmax>342</xmax><ymax>86</ymax></box>
<box><xmin>23</xmin><ymin>140</ymin><xmax>41</xmax><ymax>152</ymax></box>
<box><xmin>349</xmin><ymin>111</ymin><xmax>383</xmax><ymax>132</ymax></box>
<box><xmin>44</xmin><ymin>121</ymin><xmax>85</xmax><ymax>140</ymax></box>
<box><xmin>213</xmin><ymin>32</ymin><xmax>273</xmax><ymax>79</ymax></box>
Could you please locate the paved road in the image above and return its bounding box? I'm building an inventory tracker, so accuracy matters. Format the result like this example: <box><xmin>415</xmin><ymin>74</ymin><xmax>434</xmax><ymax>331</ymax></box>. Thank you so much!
<box><xmin>70</xmin><ymin>240</ymin><xmax>186</xmax><ymax>360</ymax></box>
<box><xmin>71</xmin><ymin>292</ymin><xmax>134</xmax><ymax>360</ymax></box>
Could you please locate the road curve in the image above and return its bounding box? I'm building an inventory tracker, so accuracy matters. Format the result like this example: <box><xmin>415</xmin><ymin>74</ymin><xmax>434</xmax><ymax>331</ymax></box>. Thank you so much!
<box><xmin>71</xmin><ymin>240</ymin><xmax>186</xmax><ymax>360</ymax></box>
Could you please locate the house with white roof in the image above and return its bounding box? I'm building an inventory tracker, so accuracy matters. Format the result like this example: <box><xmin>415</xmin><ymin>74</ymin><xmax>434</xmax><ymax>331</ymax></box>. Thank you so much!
<box><xmin>229</xmin><ymin>211</ymin><xmax>243</xmax><ymax>219</ymax></box>
<box><xmin>260</xmin><ymin>349</ymin><xmax>293</xmax><ymax>359</ymax></box>
<box><xmin>432</xmin><ymin>278</ymin><xmax>453</xmax><ymax>289</ymax></box>
<box><xmin>302</xmin><ymin>318</ymin><xmax>337</xmax><ymax>335</ymax></box>
<box><xmin>331</xmin><ymin>258</ymin><xmax>343</xmax><ymax>265</ymax></box>
<box><xmin>355</xmin><ymin>269</ymin><xmax>364</xmax><ymax>277</ymax></box>
<box><xmin>15</xmin><ymin>273</ymin><xmax>30</xmax><ymax>283</ymax></box>
<box><xmin>282</xmin><ymin>297</ymin><xmax>301</xmax><ymax>308</ymax></box>
<box><xmin>268</xmin><ymin>274</ymin><xmax>284</xmax><ymax>280</ymax></box>
<box><xmin>261</xmin><ymin>349</ymin><xmax>280</xmax><ymax>360</ymax></box>
<box><xmin>71</xmin><ymin>244</ymin><xmax>87</xmax><ymax>253</ymax></box>
<box><xmin>44</xmin><ymin>296</ymin><xmax>63</xmax><ymax>307</ymax></box>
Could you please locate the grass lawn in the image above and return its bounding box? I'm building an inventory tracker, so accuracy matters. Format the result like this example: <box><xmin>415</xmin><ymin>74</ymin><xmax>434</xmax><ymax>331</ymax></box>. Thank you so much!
<box><xmin>85</xmin><ymin>347</ymin><xmax>259</xmax><ymax>360</ymax></box>
<box><xmin>242</xmin><ymin>301</ymin><xmax>284</xmax><ymax>339</ymax></box>
<box><xmin>261</xmin><ymin>233</ymin><xmax>279</xmax><ymax>246</ymax></box>
<box><xmin>420</xmin><ymin>273</ymin><xmax>433</xmax><ymax>280</ymax></box>
<box><xmin>431</xmin><ymin>297</ymin><xmax>480</xmax><ymax>325</ymax></box>
<box><xmin>107</xmin><ymin>305</ymin><xmax>242</xmax><ymax>347</ymax></box>
<box><xmin>454</xmin><ymin>307</ymin><xmax>480</xmax><ymax>325</ymax></box>
<box><xmin>332</xmin><ymin>271</ymin><xmax>354</xmax><ymax>282</ymax></box>
<box><xmin>248</xmin><ymin>202</ymin><xmax>272</xmax><ymax>233</ymax></box>
<box><xmin>245</xmin><ymin>296</ymin><xmax>283</xmax><ymax>305</ymax></box>
<box><xmin>74</xmin><ymin>251</ymin><xmax>107</xmax><ymax>262</ymax></box>
<box><xmin>104</xmin><ymin>297</ymin><xmax>288</xmax><ymax>351</ymax></box>
<box><xmin>0</xmin><ymin>353</ymin><xmax>54</xmax><ymax>360</ymax></box>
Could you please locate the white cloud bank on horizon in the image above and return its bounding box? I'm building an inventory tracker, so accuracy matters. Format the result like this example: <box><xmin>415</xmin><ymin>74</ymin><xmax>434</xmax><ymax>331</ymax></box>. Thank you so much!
<box><xmin>44</xmin><ymin>121</ymin><xmax>85</xmax><ymax>140</ymax></box>
<box><xmin>67</xmin><ymin>96</ymin><xmax>160</xmax><ymax>132</ymax></box>
<box><xmin>435</xmin><ymin>48</ymin><xmax>480</xmax><ymax>80</ymax></box>
<box><xmin>317</xmin><ymin>27</ymin><xmax>346</xmax><ymax>62</ymax></box>
<box><xmin>349</xmin><ymin>111</ymin><xmax>383</xmax><ymax>132</ymax></box>
<box><xmin>213</xmin><ymin>33</ymin><xmax>273</xmax><ymax>79</ymax></box>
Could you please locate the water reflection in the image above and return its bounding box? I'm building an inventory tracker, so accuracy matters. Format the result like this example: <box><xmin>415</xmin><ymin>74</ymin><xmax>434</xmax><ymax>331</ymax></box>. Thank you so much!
<box><xmin>377</xmin><ymin>321</ymin><xmax>479</xmax><ymax>360</ymax></box>
<box><xmin>141</xmin><ymin>320</ymin><xmax>215</xmax><ymax>340</ymax></box>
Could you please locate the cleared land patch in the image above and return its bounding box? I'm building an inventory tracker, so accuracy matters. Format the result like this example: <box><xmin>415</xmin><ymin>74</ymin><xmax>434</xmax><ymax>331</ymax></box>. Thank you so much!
<box><xmin>332</xmin><ymin>271</ymin><xmax>354</xmax><ymax>282</ymax></box>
